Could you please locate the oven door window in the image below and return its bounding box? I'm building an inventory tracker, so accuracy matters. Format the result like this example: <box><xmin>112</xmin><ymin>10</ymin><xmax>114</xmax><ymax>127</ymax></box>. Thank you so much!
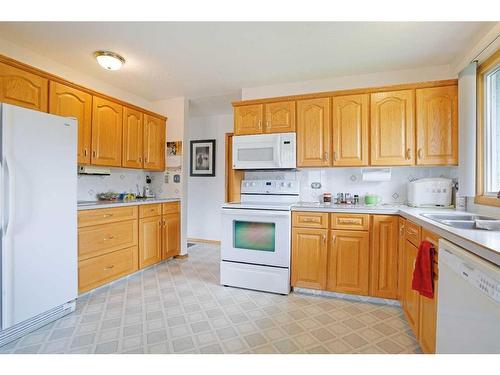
<box><xmin>233</xmin><ymin>220</ymin><xmax>276</xmax><ymax>252</ymax></box>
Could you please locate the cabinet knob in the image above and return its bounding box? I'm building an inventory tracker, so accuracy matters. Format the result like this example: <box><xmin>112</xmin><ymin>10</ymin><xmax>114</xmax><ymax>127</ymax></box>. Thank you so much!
<box><xmin>322</xmin><ymin>234</ymin><xmax>327</xmax><ymax>244</ymax></box>
<box><xmin>324</xmin><ymin>152</ymin><xmax>329</xmax><ymax>161</ymax></box>
<box><xmin>333</xmin><ymin>151</ymin><xmax>337</xmax><ymax>161</ymax></box>
<box><xmin>417</xmin><ymin>148</ymin><xmax>423</xmax><ymax>160</ymax></box>
<box><xmin>104</xmin><ymin>265</ymin><xmax>115</xmax><ymax>270</ymax></box>
<box><xmin>84</xmin><ymin>148</ymin><xmax>88</xmax><ymax>157</ymax></box>
<box><xmin>92</xmin><ymin>150</ymin><xmax>97</xmax><ymax>158</ymax></box>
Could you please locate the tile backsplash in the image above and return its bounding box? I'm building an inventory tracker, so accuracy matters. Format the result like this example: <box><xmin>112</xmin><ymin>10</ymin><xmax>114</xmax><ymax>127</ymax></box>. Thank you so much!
<box><xmin>77</xmin><ymin>167</ymin><xmax>182</xmax><ymax>201</ymax></box>
<box><xmin>245</xmin><ymin>166</ymin><xmax>458</xmax><ymax>204</ymax></box>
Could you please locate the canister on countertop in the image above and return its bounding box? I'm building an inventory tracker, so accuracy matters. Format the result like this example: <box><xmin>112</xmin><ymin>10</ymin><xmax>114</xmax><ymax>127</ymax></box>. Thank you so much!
<box><xmin>323</xmin><ymin>192</ymin><xmax>332</xmax><ymax>203</ymax></box>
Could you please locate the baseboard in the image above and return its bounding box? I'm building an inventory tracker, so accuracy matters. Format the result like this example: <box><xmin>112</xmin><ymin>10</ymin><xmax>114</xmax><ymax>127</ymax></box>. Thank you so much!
<box><xmin>293</xmin><ymin>287</ymin><xmax>401</xmax><ymax>307</ymax></box>
<box><xmin>187</xmin><ymin>238</ymin><xmax>221</xmax><ymax>245</ymax></box>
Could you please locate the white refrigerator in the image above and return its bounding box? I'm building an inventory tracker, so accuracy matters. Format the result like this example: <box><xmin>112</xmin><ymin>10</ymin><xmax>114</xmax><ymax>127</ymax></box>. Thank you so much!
<box><xmin>0</xmin><ymin>103</ymin><xmax>77</xmax><ymax>347</ymax></box>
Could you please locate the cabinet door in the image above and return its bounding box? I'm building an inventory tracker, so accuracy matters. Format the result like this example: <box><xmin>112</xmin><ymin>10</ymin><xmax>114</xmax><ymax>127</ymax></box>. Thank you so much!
<box><xmin>234</xmin><ymin>104</ymin><xmax>263</xmax><ymax>135</ymax></box>
<box><xmin>49</xmin><ymin>81</ymin><xmax>92</xmax><ymax>164</ymax></box>
<box><xmin>91</xmin><ymin>96</ymin><xmax>123</xmax><ymax>166</ymax></box>
<box><xmin>162</xmin><ymin>213</ymin><xmax>180</xmax><ymax>260</ymax></box>
<box><xmin>139</xmin><ymin>216</ymin><xmax>162</xmax><ymax>269</ymax></box>
<box><xmin>332</xmin><ymin>94</ymin><xmax>369</xmax><ymax>166</ymax></box>
<box><xmin>371</xmin><ymin>90</ymin><xmax>415</xmax><ymax>166</ymax></box>
<box><xmin>143</xmin><ymin>114</ymin><xmax>166</xmax><ymax>171</ymax></box>
<box><xmin>0</xmin><ymin>61</ymin><xmax>48</xmax><ymax>112</ymax></box>
<box><xmin>291</xmin><ymin>228</ymin><xmax>328</xmax><ymax>289</ymax></box>
<box><xmin>328</xmin><ymin>230</ymin><xmax>369</xmax><ymax>295</ymax></box>
<box><xmin>416</xmin><ymin>86</ymin><xmax>458</xmax><ymax>165</ymax></box>
<box><xmin>297</xmin><ymin>98</ymin><xmax>331</xmax><ymax>167</ymax></box>
<box><xmin>122</xmin><ymin>107</ymin><xmax>144</xmax><ymax>168</ymax></box>
<box><xmin>264</xmin><ymin>101</ymin><xmax>296</xmax><ymax>133</ymax></box>
<box><xmin>370</xmin><ymin>215</ymin><xmax>399</xmax><ymax>299</ymax></box>
<box><xmin>402</xmin><ymin>241</ymin><xmax>420</xmax><ymax>334</ymax></box>
<box><xmin>419</xmin><ymin>277</ymin><xmax>438</xmax><ymax>354</ymax></box>
<box><xmin>397</xmin><ymin>218</ymin><xmax>406</xmax><ymax>300</ymax></box>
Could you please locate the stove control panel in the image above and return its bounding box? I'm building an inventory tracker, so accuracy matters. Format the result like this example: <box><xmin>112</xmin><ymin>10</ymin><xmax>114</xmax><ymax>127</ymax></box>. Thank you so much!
<box><xmin>241</xmin><ymin>180</ymin><xmax>299</xmax><ymax>195</ymax></box>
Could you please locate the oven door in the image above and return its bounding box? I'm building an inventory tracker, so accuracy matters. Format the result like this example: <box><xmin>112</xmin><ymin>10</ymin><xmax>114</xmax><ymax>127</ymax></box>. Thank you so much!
<box><xmin>232</xmin><ymin>134</ymin><xmax>281</xmax><ymax>169</ymax></box>
<box><xmin>221</xmin><ymin>208</ymin><xmax>291</xmax><ymax>268</ymax></box>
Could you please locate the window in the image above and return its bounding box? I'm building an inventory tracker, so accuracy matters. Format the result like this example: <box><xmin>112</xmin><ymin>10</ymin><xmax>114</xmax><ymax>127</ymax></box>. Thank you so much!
<box><xmin>484</xmin><ymin>65</ymin><xmax>500</xmax><ymax>194</ymax></box>
<box><xmin>477</xmin><ymin>49</ymin><xmax>500</xmax><ymax>206</ymax></box>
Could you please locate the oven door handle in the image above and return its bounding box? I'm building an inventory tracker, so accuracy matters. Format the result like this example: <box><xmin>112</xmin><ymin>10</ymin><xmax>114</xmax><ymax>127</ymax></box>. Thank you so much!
<box><xmin>221</xmin><ymin>208</ymin><xmax>291</xmax><ymax>218</ymax></box>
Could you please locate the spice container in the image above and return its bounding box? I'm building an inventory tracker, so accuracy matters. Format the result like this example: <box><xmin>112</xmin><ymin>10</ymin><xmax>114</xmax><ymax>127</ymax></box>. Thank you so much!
<box><xmin>323</xmin><ymin>192</ymin><xmax>332</xmax><ymax>203</ymax></box>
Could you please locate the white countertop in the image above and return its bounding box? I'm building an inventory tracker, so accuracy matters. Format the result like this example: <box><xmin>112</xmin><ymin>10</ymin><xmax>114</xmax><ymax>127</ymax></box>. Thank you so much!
<box><xmin>292</xmin><ymin>203</ymin><xmax>500</xmax><ymax>266</ymax></box>
<box><xmin>77</xmin><ymin>198</ymin><xmax>180</xmax><ymax>211</ymax></box>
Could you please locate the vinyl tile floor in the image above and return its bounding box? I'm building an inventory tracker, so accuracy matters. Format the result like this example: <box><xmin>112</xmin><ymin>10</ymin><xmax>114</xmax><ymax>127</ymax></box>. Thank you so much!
<box><xmin>0</xmin><ymin>243</ymin><xmax>420</xmax><ymax>354</ymax></box>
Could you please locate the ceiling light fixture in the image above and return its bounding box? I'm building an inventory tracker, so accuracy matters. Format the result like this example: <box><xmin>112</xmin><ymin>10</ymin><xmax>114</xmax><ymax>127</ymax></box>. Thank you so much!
<box><xmin>94</xmin><ymin>50</ymin><xmax>125</xmax><ymax>71</ymax></box>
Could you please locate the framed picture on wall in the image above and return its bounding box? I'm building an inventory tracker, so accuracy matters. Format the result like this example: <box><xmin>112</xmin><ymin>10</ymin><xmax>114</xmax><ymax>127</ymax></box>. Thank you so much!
<box><xmin>190</xmin><ymin>139</ymin><xmax>216</xmax><ymax>177</ymax></box>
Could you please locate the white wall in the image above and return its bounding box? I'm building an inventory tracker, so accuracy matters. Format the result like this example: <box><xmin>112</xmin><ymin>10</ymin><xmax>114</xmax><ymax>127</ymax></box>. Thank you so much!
<box><xmin>242</xmin><ymin>64</ymin><xmax>455</xmax><ymax>100</ymax></box>
<box><xmin>186</xmin><ymin>114</ymin><xmax>233</xmax><ymax>241</ymax></box>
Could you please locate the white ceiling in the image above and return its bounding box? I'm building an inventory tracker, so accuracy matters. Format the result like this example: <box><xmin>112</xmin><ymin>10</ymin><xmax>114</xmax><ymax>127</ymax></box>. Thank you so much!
<box><xmin>0</xmin><ymin>22</ymin><xmax>495</xmax><ymax>101</ymax></box>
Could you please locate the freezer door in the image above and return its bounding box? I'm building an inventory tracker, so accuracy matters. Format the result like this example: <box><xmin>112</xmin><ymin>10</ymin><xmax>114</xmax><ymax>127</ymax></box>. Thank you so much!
<box><xmin>1</xmin><ymin>104</ymin><xmax>77</xmax><ymax>330</ymax></box>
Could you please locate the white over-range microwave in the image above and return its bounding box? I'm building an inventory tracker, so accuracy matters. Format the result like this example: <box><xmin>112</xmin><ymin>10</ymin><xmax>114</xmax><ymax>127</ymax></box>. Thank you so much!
<box><xmin>232</xmin><ymin>132</ymin><xmax>296</xmax><ymax>170</ymax></box>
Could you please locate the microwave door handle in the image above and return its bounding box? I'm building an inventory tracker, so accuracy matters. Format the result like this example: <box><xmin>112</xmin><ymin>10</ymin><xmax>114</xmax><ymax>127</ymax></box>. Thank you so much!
<box><xmin>274</xmin><ymin>137</ymin><xmax>281</xmax><ymax>167</ymax></box>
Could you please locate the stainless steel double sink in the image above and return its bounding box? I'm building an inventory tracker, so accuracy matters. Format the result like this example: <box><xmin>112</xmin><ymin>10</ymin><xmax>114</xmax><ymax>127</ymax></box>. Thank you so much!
<box><xmin>420</xmin><ymin>213</ymin><xmax>500</xmax><ymax>230</ymax></box>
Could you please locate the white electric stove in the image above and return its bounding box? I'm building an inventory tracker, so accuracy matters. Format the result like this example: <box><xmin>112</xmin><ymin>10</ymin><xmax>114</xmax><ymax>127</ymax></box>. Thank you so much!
<box><xmin>220</xmin><ymin>180</ymin><xmax>299</xmax><ymax>294</ymax></box>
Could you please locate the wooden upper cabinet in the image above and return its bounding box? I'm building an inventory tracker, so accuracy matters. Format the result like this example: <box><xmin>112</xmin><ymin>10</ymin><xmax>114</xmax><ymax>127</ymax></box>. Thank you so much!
<box><xmin>416</xmin><ymin>86</ymin><xmax>458</xmax><ymax>165</ymax></box>
<box><xmin>122</xmin><ymin>107</ymin><xmax>144</xmax><ymax>168</ymax></box>
<box><xmin>327</xmin><ymin>230</ymin><xmax>369</xmax><ymax>296</ymax></box>
<box><xmin>370</xmin><ymin>215</ymin><xmax>399</xmax><ymax>299</ymax></box>
<box><xmin>0</xmin><ymin>61</ymin><xmax>48</xmax><ymax>112</ymax></box>
<box><xmin>234</xmin><ymin>104</ymin><xmax>263</xmax><ymax>135</ymax></box>
<box><xmin>291</xmin><ymin>227</ymin><xmax>328</xmax><ymax>290</ymax></box>
<box><xmin>371</xmin><ymin>90</ymin><xmax>415</xmax><ymax>166</ymax></box>
<box><xmin>143</xmin><ymin>114</ymin><xmax>166</xmax><ymax>171</ymax></box>
<box><xmin>297</xmin><ymin>98</ymin><xmax>331</xmax><ymax>167</ymax></box>
<box><xmin>332</xmin><ymin>94</ymin><xmax>369</xmax><ymax>166</ymax></box>
<box><xmin>91</xmin><ymin>96</ymin><xmax>123</xmax><ymax>167</ymax></box>
<box><xmin>264</xmin><ymin>101</ymin><xmax>296</xmax><ymax>133</ymax></box>
<box><xmin>49</xmin><ymin>81</ymin><xmax>92</xmax><ymax>164</ymax></box>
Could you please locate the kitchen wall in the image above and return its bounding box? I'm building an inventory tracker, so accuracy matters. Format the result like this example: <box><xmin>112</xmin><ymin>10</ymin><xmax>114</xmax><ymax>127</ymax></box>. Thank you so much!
<box><xmin>241</xmin><ymin>64</ymin><xmax>455</xmax><ymax>100</ymax></box>
<box><xmin>245</xmin><ymin>167</ymin><xmax>458</xmax><ymax>205</ymax></box>
<box><xmin>186</xmin><ymin>113</ymin><xmax>233</xmax><ymax>241</ymax></box>
<box><xmin>77</xmin><ymin>168</ymin><xmax>146</xmax><ymax>201</ymax></box>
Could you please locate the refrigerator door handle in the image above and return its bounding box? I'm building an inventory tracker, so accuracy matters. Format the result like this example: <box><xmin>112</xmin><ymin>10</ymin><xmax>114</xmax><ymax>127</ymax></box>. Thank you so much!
<box><xmin>2</xmin><ymin>157</ymin><xmax>13</xmax><ymax>236</ymax></box>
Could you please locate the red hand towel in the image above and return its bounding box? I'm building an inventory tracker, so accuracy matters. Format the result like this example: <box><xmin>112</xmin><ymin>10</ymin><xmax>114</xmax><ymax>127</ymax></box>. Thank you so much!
<box><xmin>412</xmin><ymin>240</ymin><xmax>434</xmax><ymax>299</ymax></box>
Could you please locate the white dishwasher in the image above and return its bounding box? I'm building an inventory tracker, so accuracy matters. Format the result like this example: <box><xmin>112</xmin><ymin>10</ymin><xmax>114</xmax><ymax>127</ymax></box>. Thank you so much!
<box><xmin>436</xmin><ymin>239</ymin><xmax>500</xmax><ymax>353</ymax></box>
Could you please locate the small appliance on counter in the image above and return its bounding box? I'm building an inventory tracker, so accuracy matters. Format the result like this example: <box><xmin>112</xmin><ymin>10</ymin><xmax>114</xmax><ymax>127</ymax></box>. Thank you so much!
<box><xmin>407</xmin><ymin>178</ymin><xmax>453</xmax><ymax>207</ymax></box>
<box><xmin>143</xmin><ymin>175</ymin><xmax>155</xmax><ymax>198</ymax></box>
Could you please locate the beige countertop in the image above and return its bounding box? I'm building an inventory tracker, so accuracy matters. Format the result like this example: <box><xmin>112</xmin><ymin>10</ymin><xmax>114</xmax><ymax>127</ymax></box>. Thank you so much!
<box><xmin>292</xmin><ymin>203</ymin><xmax>500</xmax><ymax>266</ymax></box>
<box><xmin>77</xmin><ymin>198</ymin><xmax>180</xmax><ymax>211</ymax></box>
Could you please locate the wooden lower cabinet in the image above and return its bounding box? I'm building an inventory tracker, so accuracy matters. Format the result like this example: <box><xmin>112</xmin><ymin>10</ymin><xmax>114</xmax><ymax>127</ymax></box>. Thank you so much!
<box><xmin>327</xmin><ymin>230</ymin><xmax>369</xmax><ymax>295</ymax></box>
<box><xmin>397</xmin><ymin>218</ymin><xmax>406</xmax><ymax>299</ymax></box>
<box><xmin>419</xmin><ymin>277</ymin><xmax>438</xmax><ymax>353</ymax></box>
<box><xmin>79</xmin><ymin>246</ymin><xmax>138</xmax><ymax>293</ymax></box>
<box><xmin>162</xmin><ymin>213</ymin><xmax>180</xmax><ymax>259</ymax></box>
<box><xmin>139</xmin><ymin>215</ymin><xmax>163</xmax><ymax>268</ymax></box>
<box><xmin>370</xmin><ymin>215</ymin><xmax>399</xmax><ymax>299</ymax></box>
<box><xmin>402</xmin><ymin>240</ymin><xmax>420</xmax><ymax>334</ymax></box>
<box><xmin>291</xmin><ymin>227</ymin><xmax>328</xmax><ymax>289</ymax></box>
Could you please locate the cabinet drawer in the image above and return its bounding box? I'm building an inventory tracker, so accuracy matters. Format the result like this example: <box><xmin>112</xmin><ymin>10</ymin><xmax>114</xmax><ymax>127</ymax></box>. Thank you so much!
<box><xmin>162</xmin><ymin>201</ymin><xmax>180</xmax><ymax>214</ymax></box>
<box><xmin>78</xmin><ymin>246</ymin><xmax>138</xmax><ymax>293</ymax></box>
<box><xmin>78</xmin><ymin>206</ymin><xmax>138</xmax><ymax>227</ymax></box>
<box><xmin>78</xmin><ymin>219</ymin><xmax>138</xmax><ymax>260</ymax></box>
<box><xmin>405</xmin><ymin>220</ymin><xmax>421</xmax><ymax>247</ymax></box>
<box><xmin>331</xmin><ymin>213</ymin><xmax>370</xmax><ymax>231</ymax></box>
<box><xmin>292</xmin><ymin>212</ymin><xmax>329</xmax><ymax>229</ymax></box>
<box><xmin>139</xmin><ymin>204</ymin><xmax>162</xmax><ymax>218</ymax></box>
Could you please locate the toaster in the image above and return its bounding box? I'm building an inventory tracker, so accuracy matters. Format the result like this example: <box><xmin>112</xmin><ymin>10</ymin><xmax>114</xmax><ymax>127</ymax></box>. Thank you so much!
<box><xmin>407</xmin><ymin>178</ymin><xmax>453</xmax><ymax>207</ymax></box>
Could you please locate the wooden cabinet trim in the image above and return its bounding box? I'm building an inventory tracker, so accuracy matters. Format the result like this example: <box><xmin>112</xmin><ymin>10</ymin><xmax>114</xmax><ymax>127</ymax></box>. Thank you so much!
<box><xmin>232</xmin><ymin>79</ymin><xmax>457</xmax><ymax>107</ymax></box>
<box><xmin>0</xmin><ymin>54</ymin><xmax>166</xmax><ymax>121</ymax></box>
